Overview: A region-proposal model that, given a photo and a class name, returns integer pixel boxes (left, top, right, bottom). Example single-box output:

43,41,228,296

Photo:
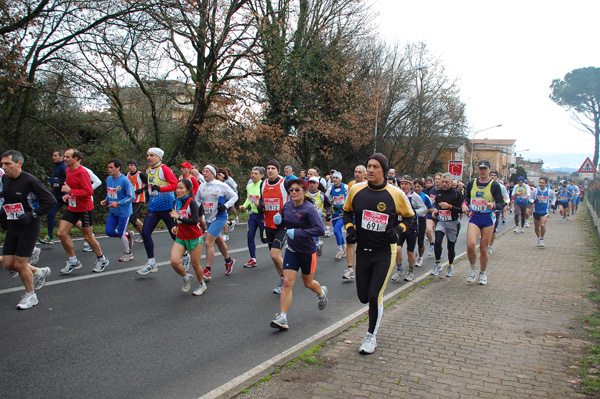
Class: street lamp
469,124,503,177
374,65,428,154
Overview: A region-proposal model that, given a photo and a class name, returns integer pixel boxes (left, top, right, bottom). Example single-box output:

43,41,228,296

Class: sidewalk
234,211,595,399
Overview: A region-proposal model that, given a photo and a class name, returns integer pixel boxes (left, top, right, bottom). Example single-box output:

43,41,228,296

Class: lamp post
374,65,428,154
469,124,503,177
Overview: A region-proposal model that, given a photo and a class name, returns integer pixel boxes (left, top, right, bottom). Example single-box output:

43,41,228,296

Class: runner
57,149,109,274
429,172,463,277
169,179,207,295
556,182,572,223
270,179,327,330
461,160,506,285
307,168,330,235
570,180,580,215
239,166,267,268
39,150,67,244
306,176,332,259
178,161,199,196
258,159,289,293
530,176,555,248
391,175,426,282
511,176,531,233
100,159,135,263
216,167,238,241
424,173,442,256
80,164,102,253
283,165,297,181
343,165,367,279
413,178,435,268
0,150,56,309
388,168,396,178
126,159,147,243
343,153,415,354
136,147,178,275
488,170,510,254
325,171,349,260
195,164,238,279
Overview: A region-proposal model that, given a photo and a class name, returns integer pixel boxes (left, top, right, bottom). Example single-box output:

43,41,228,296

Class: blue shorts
469,212,495,229
283,249,317,275
206,218,227,237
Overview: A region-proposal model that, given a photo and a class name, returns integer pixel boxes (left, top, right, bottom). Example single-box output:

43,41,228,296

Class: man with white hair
136,147,179,275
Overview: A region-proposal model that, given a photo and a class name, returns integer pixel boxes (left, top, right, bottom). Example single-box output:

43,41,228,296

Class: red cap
179,162,192,169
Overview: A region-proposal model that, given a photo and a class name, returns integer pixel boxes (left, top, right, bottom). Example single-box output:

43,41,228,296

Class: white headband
148,147,164,159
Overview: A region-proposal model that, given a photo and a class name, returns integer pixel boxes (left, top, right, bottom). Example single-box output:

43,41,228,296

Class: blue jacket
280,199,325,253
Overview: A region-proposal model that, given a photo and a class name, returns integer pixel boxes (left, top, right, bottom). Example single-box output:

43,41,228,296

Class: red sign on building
448,161,463,178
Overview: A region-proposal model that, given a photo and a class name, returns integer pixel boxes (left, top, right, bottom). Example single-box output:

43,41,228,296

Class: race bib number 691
361,210,389,232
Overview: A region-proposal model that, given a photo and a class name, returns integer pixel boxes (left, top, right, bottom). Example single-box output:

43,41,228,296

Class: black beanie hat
266,159,281,171
367,153,389,176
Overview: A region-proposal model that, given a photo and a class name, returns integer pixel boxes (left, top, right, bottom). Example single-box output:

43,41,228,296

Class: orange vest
127,171,146,203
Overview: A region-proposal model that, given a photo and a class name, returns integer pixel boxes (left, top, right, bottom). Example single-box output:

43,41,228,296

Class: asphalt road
1,214,512,398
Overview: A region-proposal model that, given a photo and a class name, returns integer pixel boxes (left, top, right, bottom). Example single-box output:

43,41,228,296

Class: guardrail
586,186,600,237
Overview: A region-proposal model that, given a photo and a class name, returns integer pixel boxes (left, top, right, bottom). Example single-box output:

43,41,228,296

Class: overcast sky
373,0,600,169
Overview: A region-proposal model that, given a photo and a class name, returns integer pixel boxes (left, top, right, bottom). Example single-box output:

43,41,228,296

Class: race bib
438,210,452,221
361,210,389,232
203,202,215,214
107,187,118,199
264,198,280,212
470,199,487,212
249,195,259,206
537,195,548,204
333,195,345,206
176,209,187,223
3,203,24,220
560,195,568,202
68,195,77,208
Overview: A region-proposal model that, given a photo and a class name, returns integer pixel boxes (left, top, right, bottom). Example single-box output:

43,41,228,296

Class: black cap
367,153,389,176
127,159,138,166
477,160,491,169
266,159,281,171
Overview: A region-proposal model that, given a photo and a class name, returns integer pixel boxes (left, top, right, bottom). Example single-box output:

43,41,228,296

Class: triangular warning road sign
578,157,597,173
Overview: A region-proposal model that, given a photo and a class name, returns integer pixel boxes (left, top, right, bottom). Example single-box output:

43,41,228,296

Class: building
462,139,517,180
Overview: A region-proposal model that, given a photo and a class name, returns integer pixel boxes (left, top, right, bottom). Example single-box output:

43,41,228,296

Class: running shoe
567,215,570,220
16,293,38,310
228,220,236,233
83,241,93,252
359,332,377,354
539,238,545,248
235,217,240,224
33,267,51,291
193,281,207,296
391,269,403,282
38,235,54,245
182,274,194,293
181,253,191,272
244,258,257,268
342,268,355,280
520,226,525,233
60,260,83,274
137,262,158,275
92,256,109,273
223,234,229,241
431,264,442,276
478,272,488,285
324,230,331,237
427,244,434,257
513,226,519,233
203,268,212,281
270,313,289,330
317,240,323,257
224,258,235,275
334,248,344,260
273,277,283,294
29,247,41,266
134,236,144,243
446,266,454,277
342,247,347,258
127,230,134,251
537,237,542,247
415,257,423,267
10,270,19,279
525,220,530,228
488,246,493,255
119,252,134,262
404,271,414,282
502,218,506,224
561,218,565,224
317,286,328,310
467,268,477,282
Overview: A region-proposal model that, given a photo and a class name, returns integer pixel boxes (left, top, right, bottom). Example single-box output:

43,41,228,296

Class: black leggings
434,230,456,264
355,245,395,334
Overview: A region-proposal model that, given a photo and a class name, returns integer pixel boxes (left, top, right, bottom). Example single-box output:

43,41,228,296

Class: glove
150,184,160,196
135,188,144,194
18,211,35,225
397,223,407,234
345,226,357,244
273,213,282,225
325,213,332,222
217,204,227,214
286,228,295,240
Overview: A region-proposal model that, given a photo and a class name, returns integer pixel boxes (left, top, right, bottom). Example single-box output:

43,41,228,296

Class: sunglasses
289,188,304,192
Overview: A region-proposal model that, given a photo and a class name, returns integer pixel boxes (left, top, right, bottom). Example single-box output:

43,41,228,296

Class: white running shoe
193,281,207,296
359,332,377,354
273,277,284,294
334,248,344,260
525,220,530,228
92,256,109,273
520,227,525,233
537,237,542,247
317,286,328,310
182,274,194,293
446,266,454,277
467,268,478,282
29,247,41,266
181,253,191,271
83,241,93,252
324,230,331,237
391,269,403,282
270,313,289,330
415,257,423,267
119,252,134,262
60,260,82,274
137,262,158,275
431,265,442,276
488,246,493,255
228,220,236,233
539,238,545,248
223,234,229,241
404,271,414,282
478,272,488,285
513,226,519,233
16,293,38,310
427,244,434,257
33,267,51,291
342,268,355,280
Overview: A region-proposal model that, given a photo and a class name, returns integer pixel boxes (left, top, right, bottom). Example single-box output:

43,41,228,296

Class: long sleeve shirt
280,199,325,253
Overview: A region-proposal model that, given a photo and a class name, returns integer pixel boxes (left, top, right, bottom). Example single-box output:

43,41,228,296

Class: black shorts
398,230,417,252
533,212,548,220
130,202,145,224
557,201,569,209
61,209,94,228
3,227,39,257
265,227,287,250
